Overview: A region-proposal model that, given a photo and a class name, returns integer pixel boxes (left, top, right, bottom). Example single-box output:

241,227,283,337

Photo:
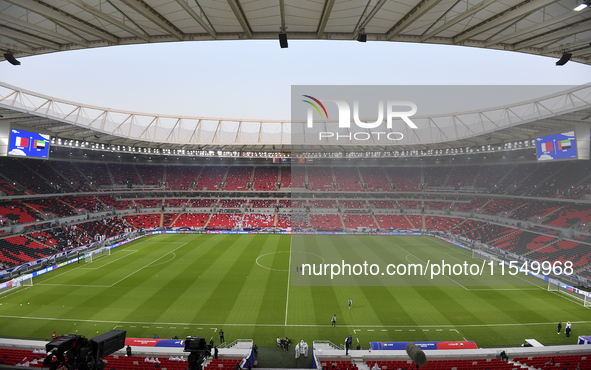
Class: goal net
548,278,591,308
85,247,111,263
472,245,491,261
5,274,33,292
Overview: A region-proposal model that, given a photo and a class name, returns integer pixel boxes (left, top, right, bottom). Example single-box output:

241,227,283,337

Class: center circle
256,251,325,272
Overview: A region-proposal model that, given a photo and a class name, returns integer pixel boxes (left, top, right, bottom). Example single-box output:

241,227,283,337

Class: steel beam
5,0,119,44
386,0,445,40
453,0,558,44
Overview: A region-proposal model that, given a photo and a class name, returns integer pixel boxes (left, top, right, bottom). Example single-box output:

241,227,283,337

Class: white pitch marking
211,328,217,332
367,329,374,332
79,250,139,270
109,243,187,287
285,238,292,326
381,330,387,332
0,315,585,329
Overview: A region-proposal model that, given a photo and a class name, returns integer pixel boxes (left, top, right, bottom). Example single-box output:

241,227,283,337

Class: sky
0,40,590,120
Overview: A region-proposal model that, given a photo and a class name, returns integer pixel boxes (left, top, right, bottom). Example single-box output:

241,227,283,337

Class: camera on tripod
184,337,211,370
44,330,127,370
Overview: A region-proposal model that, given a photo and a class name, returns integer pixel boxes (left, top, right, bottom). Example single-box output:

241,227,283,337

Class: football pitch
0,234,589,348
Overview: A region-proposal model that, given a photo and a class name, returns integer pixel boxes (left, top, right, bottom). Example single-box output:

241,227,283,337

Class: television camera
184,336,211,370
43,330,126,370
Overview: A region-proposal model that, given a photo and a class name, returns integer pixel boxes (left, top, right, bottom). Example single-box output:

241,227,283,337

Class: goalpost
548,278,591,308
4,274,33,292
85,247,111,263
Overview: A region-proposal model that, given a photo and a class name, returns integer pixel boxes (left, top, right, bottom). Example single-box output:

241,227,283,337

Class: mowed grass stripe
2,234,591,347
195,235,274,325
252,236,289,326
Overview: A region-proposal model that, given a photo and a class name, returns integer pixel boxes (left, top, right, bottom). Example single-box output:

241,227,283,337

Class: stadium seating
309,214,341,230
475,164,513,188
308,167,334,191
0,179,20,195
359,167,389,191
252,166,279,191
319,360,358,370
207,213,243,229
50,161,92,191
342,214,377,229
173,213,210,227
509,201,561,220
482,199,525,215
196,167,227,190
0,235,55,267
312,199,336,208
0,158,56,194
76,217,127,239
76,162,112,186
280,166,292,188
543,204,591,228
136,164,164,185
374,215,412,229
0,201,39,223
497,163,538,192
424,216,464,231
24,159,72,192
166,165,201,190
386,167,420,191
63,196,103,212
25,198,77,217
124,214,161,229
99,196,132,210
242,213,275,228
223,167,252,191
366,358,521,370
289,167,306,188
514,354,591,370
370,200,397,209
109,163,141,185
333,167,363,191
446,165,479,187
340,200,366,209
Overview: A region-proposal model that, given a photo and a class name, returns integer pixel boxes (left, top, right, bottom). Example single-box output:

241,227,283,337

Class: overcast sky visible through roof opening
0,40,590,120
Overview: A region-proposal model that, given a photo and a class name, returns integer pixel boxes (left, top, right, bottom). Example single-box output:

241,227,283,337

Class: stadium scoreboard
7,129,50,159
536,131,577,161
536,125,590,161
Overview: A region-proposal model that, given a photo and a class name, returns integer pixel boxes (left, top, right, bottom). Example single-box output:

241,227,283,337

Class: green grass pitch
0,234,589,348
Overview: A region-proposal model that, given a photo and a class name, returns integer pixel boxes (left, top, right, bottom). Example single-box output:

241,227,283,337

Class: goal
6,274,33,292
548,278,591,308
85,247,111,263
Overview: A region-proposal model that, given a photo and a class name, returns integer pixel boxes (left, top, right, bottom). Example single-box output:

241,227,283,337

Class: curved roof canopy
0,81,590,152
0,0,590,65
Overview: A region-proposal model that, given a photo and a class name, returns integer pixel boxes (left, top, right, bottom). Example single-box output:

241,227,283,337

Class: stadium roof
0,81,590,152
0,0,590,65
